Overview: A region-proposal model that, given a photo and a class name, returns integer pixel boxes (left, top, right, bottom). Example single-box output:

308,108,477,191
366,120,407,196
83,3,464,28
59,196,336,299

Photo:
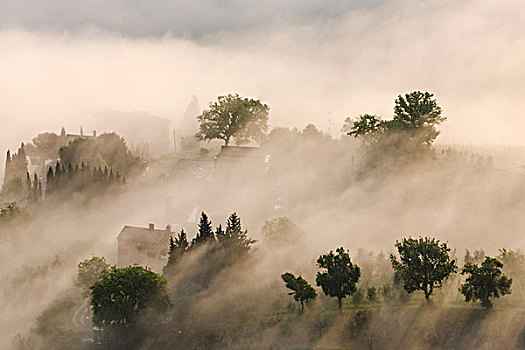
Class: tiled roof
117,225,175,243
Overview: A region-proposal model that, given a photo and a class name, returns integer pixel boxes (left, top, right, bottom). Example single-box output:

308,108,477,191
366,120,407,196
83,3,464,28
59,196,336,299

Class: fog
2,0,525,154
2,0,525,349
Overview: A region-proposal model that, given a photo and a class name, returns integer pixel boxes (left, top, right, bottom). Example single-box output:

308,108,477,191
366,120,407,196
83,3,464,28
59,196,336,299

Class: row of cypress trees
45,161,125,199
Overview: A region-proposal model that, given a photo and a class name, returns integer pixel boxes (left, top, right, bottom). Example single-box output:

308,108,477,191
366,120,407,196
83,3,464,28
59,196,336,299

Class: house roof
117,225,175,244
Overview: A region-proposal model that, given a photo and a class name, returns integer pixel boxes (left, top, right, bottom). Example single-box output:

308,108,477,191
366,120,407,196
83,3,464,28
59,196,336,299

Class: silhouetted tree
220,212,256,256
460,257,512,308
164,230,190,274
281,272,317,311
366,286,378,303
316,247,361,312
192,212,214,247
391,237,457,304
196,94,269,146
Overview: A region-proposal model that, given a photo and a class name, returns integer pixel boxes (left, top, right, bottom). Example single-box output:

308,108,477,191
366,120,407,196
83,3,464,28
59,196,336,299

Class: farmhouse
116,223,175,273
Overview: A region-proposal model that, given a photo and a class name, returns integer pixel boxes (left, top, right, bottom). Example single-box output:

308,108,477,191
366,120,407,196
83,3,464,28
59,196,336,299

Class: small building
116,223,175,273
214,146,270,173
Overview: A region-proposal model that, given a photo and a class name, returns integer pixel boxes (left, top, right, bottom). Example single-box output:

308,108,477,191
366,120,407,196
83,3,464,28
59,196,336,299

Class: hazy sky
0,0,385,36
1,0,525,160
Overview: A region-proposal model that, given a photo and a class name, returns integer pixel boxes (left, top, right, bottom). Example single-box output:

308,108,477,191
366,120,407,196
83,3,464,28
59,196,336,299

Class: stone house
116,223,175,273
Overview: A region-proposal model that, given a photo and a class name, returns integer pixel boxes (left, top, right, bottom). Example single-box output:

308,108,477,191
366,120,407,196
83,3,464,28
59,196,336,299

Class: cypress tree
37,180,42,200
26,172,32,199
223,212,256,255
46,166,54,195
164,229,190,275
67,163,74,180
215,224,226,244
33,173,39,201
192,212,214,247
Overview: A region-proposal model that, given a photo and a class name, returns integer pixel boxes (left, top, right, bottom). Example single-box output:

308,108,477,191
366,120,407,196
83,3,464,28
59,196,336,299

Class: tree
460,257,513,308
192,212,215,247
220,212,257,256
347,91,444,148
0,202,30,225
26,132,60,172
346,114,383,144
353,288,364,308
392,91,445,145
498,248,525,297
316,247,361,312
196,94,269,146
76,257,109,297
464,249,485,265
281,272,317,311
164,230,189,274
261,217,303,246
90,266,170,328
391,237,457,304
366,286,377,303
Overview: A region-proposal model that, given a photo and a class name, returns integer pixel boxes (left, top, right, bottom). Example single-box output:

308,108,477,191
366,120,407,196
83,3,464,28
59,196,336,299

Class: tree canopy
261,217,303,246
316,247,361,312
90,266,170,328
347,91,444,149
391,236,457,303
76,256,109,297
281,272,317,311
196,94,269,146
164,229,190,275
460,257,512,308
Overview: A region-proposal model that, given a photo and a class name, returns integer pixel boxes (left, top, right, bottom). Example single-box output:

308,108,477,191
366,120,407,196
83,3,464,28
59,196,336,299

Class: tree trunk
338,297,343,313
300,300,304,313
225,138,230,147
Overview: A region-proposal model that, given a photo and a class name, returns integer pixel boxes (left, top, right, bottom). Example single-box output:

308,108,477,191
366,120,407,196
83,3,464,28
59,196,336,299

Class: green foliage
381,284,393,303
164,229,189,274
316,247,361,312
281,272,317,311
45,160,125,201
90,266,170,328
35,299,76,335
220,212,257,256
345,114,383,144
3,144,28,197
12,264,49,287
347,92,444,169
196,94,270,146
0,201,30,225
58,132,139,177
26,132,60,170
464,249,485,265
460,257,513,308
366,286,378,303
192,212,215,247
391,236,457,303
353,288,364,307
76,256,109,297
392,91,445,143
261,217,303,246
498,248,525,298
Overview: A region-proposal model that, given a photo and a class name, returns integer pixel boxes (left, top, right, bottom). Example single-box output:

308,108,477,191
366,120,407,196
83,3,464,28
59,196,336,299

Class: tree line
282,236,513,313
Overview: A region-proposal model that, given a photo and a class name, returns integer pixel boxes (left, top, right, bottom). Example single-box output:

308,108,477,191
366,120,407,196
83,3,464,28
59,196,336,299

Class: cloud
0,0,384,36
1,0,525,167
